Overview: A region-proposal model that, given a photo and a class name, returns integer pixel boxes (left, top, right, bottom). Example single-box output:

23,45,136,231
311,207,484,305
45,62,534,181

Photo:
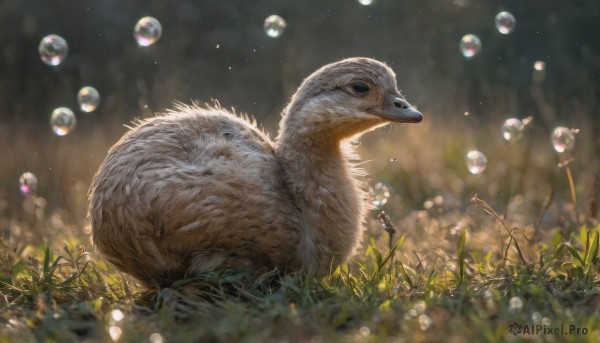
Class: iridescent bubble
19,172,38,195
263,15,286,38
149,333,164,343
77,86,100,112
551,127,576,153
370,182,391,207
459,34,481,58
39,34,69,66
502,118,524,141
495,11,516,34
418,314,432,331
466,150,487,174
534,61,546,71
509,296,523,312
109,326,122,341
50,107,76,136
111,309,124,322
358,0,374,5
134,17,162,46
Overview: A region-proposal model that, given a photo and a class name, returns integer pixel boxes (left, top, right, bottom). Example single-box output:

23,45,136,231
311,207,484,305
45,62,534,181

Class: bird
88,57,422,288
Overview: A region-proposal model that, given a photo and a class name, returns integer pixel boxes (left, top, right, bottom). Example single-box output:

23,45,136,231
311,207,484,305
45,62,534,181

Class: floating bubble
50,107,76,136
551,127,576,153
111,309,124,322
134,17,162,46
263,15,286,38
358,326,370,337
149,333,164,343
509,296,523,312
77,86,100,112
418,314,432,331
19,172,38,195
534,61,546,71
495,11,516,34
370,182,390,207
109,326,122,341
466,150,487,174
358,0,374,5
459,34,481,58
414,300,426,314
39,34,69,66
502,118,524,141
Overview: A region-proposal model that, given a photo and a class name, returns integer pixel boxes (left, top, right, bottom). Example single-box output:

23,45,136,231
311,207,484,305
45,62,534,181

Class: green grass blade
584,229,598,267
457,229,466,284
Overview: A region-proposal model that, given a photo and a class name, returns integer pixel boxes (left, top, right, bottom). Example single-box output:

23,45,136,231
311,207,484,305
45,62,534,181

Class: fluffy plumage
89,57,422,288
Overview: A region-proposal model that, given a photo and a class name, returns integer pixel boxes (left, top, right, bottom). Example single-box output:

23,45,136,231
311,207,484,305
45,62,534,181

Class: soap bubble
370,182,390,207
358,0,374,5
263,15,286,38
39,34,69,66
534,61,546,71
509,296,523,312
418,314,432,331
149,333,164,343
50,107,76,136
109,326,122,341
551,127,577,153
502,118,524,141
459,34,481,58
466,150,487,174
134,17,162,46
77,86,100,112
495,11,516,34
111,309,124,322
19,172,38,195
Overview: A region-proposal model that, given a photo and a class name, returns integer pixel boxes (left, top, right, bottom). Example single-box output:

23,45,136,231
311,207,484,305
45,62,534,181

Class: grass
1,192,599,342
1,96,599,342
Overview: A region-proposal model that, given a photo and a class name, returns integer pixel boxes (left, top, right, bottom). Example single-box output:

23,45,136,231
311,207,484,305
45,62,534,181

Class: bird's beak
378,94,423,123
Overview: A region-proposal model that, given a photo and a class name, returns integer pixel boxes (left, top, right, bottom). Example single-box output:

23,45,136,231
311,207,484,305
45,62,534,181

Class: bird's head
279,57,422,141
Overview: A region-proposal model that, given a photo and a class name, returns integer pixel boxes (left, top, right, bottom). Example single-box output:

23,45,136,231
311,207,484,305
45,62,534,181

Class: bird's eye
351,82,370,94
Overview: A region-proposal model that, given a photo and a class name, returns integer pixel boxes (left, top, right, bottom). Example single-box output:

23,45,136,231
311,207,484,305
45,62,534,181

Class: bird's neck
276,130,365,273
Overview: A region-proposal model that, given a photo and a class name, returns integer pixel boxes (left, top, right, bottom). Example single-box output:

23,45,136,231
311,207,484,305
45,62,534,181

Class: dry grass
1,106,599,342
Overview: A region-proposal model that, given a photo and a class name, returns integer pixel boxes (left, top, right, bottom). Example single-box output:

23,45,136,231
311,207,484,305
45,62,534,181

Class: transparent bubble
149,333,164,343
418,314,432,330
39,34,69,66
77,86,100,112
502,118,524,141
459,34,481,58
358,326,370,337
370,182,391,207
509,296,523,312
495,11,516,34
534,61,546,71
109,326,122,341
50,107,76,136
414,300,426,314
358,0,374,5
466,150,487,174
134,17,162,46
551,127,576,153
264,15,286,38
19,172,38,195
111,309,124,322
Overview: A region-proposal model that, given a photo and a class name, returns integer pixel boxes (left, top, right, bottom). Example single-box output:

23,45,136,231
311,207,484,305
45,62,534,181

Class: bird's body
89,57,422,288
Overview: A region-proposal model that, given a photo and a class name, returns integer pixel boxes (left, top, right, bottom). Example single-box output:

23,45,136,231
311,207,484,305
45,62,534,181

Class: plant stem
565,165,579,226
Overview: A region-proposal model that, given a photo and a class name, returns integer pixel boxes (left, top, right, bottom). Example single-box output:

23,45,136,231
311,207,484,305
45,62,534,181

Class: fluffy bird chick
89,57,422,288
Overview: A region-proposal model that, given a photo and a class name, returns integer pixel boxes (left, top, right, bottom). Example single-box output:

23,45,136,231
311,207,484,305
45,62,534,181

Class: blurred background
0,0,598,245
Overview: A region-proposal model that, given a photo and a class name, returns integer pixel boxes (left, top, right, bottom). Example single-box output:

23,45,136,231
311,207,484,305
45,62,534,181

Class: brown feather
88,57,419,288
